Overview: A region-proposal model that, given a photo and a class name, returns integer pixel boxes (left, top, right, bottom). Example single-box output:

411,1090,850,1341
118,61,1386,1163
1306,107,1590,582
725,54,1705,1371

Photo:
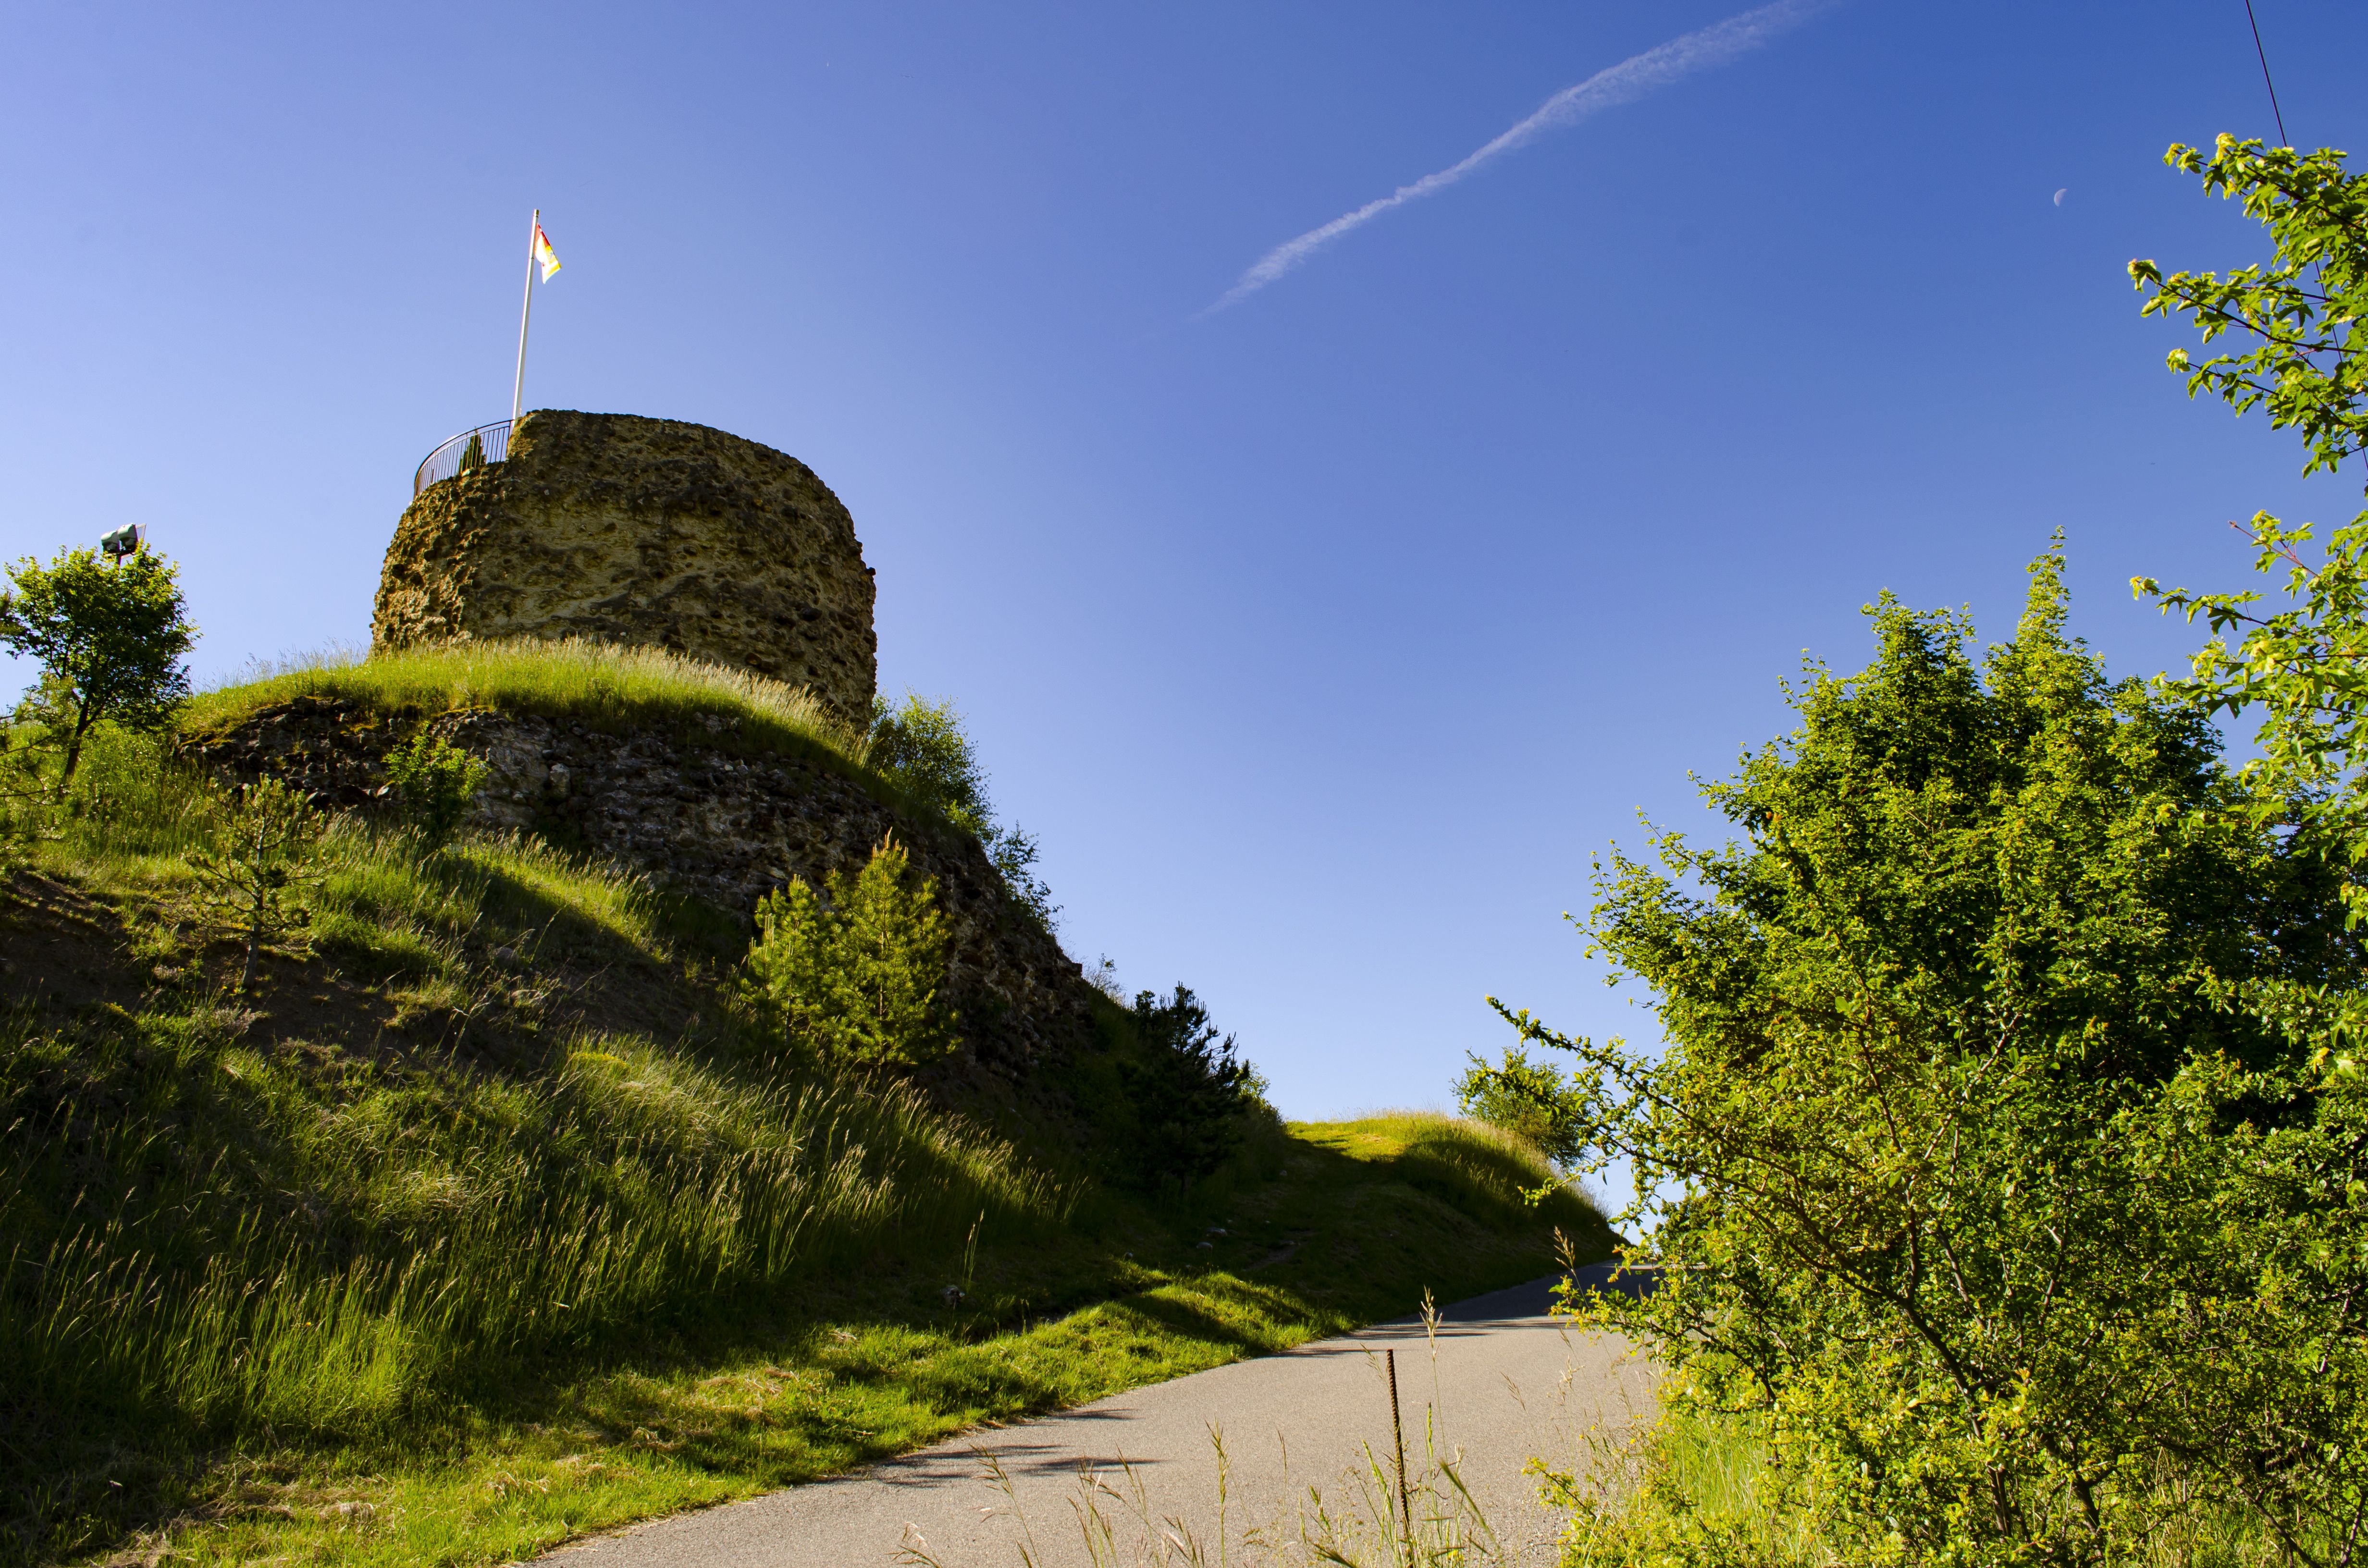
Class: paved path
546,1267,1657,1568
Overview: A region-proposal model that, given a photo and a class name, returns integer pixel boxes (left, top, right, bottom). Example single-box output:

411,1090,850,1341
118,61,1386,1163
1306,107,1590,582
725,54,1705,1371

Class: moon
2053,188,2068,207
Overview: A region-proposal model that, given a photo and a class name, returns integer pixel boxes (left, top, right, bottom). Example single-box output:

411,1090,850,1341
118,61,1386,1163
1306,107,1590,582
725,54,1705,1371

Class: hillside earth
0,645,1614,1568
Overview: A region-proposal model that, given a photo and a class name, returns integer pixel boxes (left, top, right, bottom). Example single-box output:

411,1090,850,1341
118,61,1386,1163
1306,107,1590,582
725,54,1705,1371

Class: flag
532,221,561,282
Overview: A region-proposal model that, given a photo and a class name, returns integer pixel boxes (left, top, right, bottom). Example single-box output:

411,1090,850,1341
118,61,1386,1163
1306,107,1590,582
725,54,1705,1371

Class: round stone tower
371,410,877,727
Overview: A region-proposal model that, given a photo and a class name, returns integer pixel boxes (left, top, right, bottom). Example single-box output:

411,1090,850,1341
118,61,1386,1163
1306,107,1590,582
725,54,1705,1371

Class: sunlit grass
1,726,1609,1567
183,637,869,772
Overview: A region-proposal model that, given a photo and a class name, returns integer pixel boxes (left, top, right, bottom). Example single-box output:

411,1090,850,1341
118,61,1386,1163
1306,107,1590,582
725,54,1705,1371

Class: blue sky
5,1,2365,1129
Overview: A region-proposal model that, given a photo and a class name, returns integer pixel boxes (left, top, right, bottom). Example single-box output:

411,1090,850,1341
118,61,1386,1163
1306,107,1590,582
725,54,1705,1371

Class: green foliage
185,775,325,993
1117,986,1260,1193
868,693,991,832
868,692,1059,927
1453,1044,1589,1169
0,542,196,789
2132,138,2368,922
1501,552,2368,1566
741,834,957,1070
384,727,487,846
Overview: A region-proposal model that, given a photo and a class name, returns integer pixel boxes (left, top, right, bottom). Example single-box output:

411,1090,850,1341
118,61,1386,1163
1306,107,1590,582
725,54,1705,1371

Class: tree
868,694,992,833
187,776,324,994
867,693,1059,927
1119,986,1258,1192
1505,552,2368,1565
740,834,956,1070
2132,136,2368,918
1453,1044,1588,1168
0,544,196,791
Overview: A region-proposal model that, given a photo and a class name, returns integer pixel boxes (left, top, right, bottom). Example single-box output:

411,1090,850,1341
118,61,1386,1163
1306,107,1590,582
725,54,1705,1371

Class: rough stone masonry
372,410,879,729
184,696,1096,1074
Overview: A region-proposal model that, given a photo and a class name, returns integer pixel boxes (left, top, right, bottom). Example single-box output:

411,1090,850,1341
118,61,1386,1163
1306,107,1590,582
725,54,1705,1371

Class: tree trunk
239,882,262,994
58,697,97,795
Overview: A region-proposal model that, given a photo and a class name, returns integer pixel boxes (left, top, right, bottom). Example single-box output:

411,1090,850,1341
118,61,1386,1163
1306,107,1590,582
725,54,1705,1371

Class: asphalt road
543,1266,1658,1568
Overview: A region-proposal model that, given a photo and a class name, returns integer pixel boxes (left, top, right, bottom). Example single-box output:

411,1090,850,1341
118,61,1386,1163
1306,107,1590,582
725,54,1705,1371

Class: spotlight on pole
99,525,144,563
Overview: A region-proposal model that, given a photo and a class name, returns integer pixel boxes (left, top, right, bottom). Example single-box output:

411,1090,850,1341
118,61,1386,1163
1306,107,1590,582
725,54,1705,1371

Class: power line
2242,0,2291,146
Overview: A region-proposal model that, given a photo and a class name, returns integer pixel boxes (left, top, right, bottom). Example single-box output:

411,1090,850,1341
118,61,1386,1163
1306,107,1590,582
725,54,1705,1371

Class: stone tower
371,410,877,727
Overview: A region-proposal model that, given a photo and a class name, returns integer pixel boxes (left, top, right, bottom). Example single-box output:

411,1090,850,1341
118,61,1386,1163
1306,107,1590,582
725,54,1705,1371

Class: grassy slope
181,639,902,810
1,654,1612,1567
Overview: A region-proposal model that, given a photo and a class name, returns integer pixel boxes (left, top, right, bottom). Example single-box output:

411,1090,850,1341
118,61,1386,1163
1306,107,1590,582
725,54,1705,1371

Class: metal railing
413,419,514,496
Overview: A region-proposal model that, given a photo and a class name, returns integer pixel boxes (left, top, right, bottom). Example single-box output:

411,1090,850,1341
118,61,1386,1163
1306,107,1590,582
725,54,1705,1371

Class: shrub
740,834,957,1070
1453,1044,1588,1169
1506,549,2367,1566
383,728,486,846
1118,986,1260,1192
868,693,1059,928
867,694,991,833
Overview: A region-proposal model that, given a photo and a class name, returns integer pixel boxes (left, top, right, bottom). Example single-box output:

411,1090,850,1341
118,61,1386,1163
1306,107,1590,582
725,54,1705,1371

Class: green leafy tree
867,693,1060,927
868,694,991,831
187,776,324,994
2132,137,2368,918
1506,552,2368,1566
1453,1044,1588,1169
741,834,956,1070
0,544,196,791
384,728,486,847
1118,986,1258,1192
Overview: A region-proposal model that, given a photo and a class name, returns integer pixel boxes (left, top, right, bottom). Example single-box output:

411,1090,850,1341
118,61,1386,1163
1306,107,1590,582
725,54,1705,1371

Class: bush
383,728,486,847
1117,986,1260,1193
1507,550,2367,1566
1453,1044,1589,1169
868,693,1059,928
740,834,957,1070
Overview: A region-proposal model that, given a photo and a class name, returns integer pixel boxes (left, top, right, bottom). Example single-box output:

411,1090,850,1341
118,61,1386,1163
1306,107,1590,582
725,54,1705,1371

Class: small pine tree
741,834,955,1070
1120,986,1258,1191
186,777,323,994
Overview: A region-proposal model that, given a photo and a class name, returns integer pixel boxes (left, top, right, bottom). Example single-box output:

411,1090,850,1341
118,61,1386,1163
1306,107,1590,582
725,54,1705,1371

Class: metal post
1388,1348,1412,1565
511,208,539,431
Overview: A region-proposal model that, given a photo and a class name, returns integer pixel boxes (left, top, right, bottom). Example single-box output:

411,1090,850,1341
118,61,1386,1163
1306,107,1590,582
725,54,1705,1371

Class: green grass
1553,1403,2305,1568
182,638,894,793
0,719,1612,1567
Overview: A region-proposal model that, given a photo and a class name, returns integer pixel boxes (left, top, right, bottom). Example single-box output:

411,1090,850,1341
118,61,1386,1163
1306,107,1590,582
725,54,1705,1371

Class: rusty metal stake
1388,1347,1412,1566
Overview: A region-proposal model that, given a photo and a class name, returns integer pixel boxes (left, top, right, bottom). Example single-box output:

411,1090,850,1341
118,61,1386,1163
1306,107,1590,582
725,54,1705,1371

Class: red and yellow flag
532,221,561,282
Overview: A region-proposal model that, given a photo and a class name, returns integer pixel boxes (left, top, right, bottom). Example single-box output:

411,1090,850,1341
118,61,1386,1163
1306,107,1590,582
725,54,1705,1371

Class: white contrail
1204,0,1842,313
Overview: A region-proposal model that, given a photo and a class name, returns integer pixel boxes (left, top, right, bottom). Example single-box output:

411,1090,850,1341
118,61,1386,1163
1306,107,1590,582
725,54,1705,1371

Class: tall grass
0,723,1073,1456
1,1017,1068,1439
184,637,868,771
1299,1111,1603,1237
1554,1403,2304,1568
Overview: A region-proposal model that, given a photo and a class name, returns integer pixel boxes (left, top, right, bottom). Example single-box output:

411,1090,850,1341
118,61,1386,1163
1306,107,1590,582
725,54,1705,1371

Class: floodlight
99,524,143,562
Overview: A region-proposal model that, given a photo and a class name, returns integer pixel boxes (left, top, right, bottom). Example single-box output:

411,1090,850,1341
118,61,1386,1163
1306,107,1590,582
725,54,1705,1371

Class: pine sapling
187,776,323,994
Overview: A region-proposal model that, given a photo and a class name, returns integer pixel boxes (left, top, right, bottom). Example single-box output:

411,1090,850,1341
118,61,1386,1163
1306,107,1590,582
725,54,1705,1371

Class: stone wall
186,697,1098,1075
372,411,878,729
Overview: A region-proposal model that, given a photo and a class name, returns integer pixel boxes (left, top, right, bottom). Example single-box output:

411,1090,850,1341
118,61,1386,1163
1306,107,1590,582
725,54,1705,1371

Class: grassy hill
0,647,1612,1567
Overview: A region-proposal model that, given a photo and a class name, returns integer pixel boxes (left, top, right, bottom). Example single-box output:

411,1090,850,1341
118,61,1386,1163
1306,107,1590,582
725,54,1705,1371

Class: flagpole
511,208,539,432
